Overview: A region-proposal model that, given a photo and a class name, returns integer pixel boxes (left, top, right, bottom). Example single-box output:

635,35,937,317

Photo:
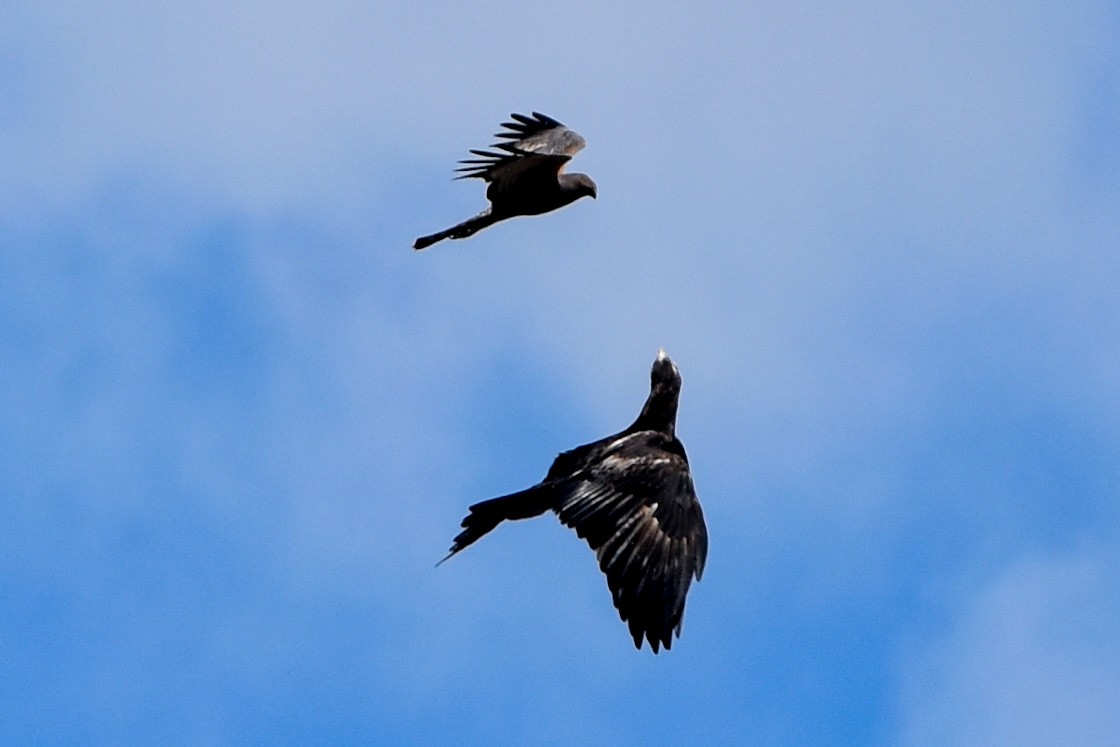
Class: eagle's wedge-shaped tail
437,485,554,565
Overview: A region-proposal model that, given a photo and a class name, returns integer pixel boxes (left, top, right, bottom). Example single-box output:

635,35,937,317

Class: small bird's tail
413,209,498,250
437,486,553,565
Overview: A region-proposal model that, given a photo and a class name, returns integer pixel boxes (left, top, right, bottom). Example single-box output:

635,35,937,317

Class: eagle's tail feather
437,486,553,565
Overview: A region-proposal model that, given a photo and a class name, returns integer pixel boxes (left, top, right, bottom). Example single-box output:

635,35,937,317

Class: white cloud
898,547,1120,746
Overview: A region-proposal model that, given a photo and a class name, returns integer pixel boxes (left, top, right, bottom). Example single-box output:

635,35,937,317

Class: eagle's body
440,351,707,653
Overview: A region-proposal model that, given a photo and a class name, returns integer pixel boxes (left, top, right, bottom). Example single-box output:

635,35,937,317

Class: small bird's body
440,351,708,653
414,112,596,250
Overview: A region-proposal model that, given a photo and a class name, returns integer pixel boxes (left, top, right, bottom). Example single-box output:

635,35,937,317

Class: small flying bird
413,112,597,250
440,350,708,653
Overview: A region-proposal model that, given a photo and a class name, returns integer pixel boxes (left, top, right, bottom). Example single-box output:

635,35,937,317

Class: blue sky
2,2,1119,745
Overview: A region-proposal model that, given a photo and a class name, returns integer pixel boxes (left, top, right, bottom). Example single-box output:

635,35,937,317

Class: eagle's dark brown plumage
439,351,708,653
413,112,596,250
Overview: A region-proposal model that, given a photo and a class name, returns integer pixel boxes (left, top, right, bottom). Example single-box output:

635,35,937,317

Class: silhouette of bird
414,112,596,250
440,350,707,652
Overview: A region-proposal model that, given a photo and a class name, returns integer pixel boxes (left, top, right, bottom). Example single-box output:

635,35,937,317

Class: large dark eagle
440,351,708,653
413,112,596,250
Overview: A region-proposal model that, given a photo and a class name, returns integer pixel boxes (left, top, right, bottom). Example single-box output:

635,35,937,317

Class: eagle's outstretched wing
554,432,708,653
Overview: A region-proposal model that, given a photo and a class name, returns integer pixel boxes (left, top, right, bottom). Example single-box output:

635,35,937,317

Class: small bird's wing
453,112,586,194
553,432,708,652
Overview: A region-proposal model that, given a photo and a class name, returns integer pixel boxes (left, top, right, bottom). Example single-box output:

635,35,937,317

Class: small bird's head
572,173,597,200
